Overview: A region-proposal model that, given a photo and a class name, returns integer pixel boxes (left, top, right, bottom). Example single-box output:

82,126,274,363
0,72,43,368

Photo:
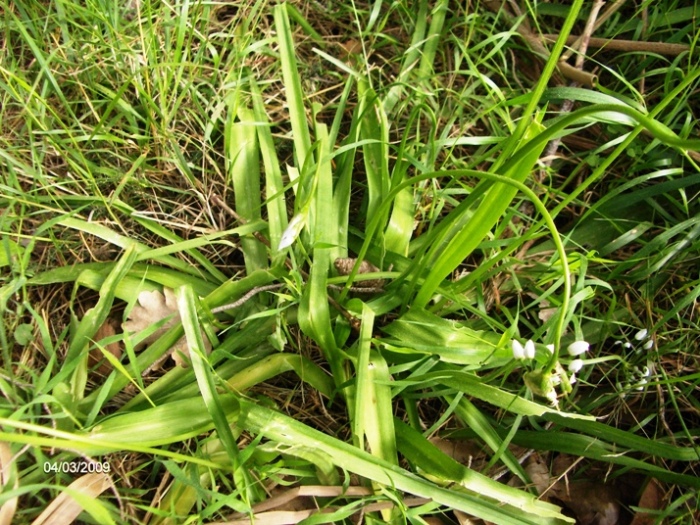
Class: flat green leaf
0,238,23,268
274,4,311,176
14,323,34,346
238,399,571,525
226,105,267,274
381,309,507,366
418,371,592,420
42,245,139,396
394,419,566,518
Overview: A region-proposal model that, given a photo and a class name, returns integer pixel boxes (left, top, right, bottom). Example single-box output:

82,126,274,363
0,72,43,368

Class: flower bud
512,340,525,360
567,340,589,356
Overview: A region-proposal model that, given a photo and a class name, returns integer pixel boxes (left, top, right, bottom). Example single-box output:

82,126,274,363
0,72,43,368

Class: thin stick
211,193,272,248
545,35,691,57
574,0,605,70
210,284,285,314
560,0,627,62
482,1,597,86
542,0,604,168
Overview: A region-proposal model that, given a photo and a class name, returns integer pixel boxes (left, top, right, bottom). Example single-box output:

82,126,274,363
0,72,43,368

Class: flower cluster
616,363,652,393
512,338,592,406
613,327,654,393
614,328,654,353
512,339,589,363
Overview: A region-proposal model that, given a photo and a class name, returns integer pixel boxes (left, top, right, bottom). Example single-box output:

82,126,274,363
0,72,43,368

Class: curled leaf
122,288,211,368
122,288,180,349
278,213,306,250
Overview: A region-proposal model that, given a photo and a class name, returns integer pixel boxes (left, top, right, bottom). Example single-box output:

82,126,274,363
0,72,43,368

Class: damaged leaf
122,288,180,348
122,288,211,368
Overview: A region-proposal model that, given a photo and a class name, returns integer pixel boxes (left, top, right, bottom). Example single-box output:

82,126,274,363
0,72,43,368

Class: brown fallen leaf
0,441,18,525
88,318,123,375
630,478,664,525
525,452,553,497
429,437,481,467
334,258,385,289
454,509,491,525
122,288,180,349
122,287,211,368
552,481,619,525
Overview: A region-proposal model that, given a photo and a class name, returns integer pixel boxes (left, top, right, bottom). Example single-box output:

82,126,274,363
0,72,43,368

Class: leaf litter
121,287,211,368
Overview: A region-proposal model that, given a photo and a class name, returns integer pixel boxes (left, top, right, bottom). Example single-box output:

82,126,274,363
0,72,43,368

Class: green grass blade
417,0,449,80
251,78,288,267
358,81,390,236
226,353,334,399
43,245,139,396
394,418,564,518
177,285,252,504
354,303,398,469
226,105,267,274
274,4,312,178
381,308,507,367
238,399,571,525
383,0,428,113
418,370,591,420
298,123,347,397
414,118,548,308
452,396,528,484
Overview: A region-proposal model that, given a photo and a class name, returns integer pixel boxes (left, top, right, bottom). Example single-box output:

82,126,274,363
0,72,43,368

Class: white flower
524,339,536,359
568,359,584,373
643,339,654,350
512,339,525,360
546,344,555,354
277,213,306,250
635,328,648,341
567,340,589,356
623,342,633,349
569,374,577,385
513,339,535,359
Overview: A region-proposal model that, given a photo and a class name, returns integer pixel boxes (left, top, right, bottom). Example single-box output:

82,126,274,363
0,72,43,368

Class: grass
1,0,699,523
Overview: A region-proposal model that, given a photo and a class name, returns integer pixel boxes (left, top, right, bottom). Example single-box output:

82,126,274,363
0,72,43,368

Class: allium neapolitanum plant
1,1,699,523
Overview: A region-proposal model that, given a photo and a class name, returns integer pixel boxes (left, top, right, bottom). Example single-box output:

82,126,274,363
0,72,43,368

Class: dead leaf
0,442,18,525
453,510,493,525
333,258,385,289
122,288,211,368
552,481,619,525
536,298,558,323
454,510,474,525
630,478,664,525
31,472,113,525
122,288,180,349
551,453,578,477
525,453,552,497
429,437,481,466
88,318,123,375
340,39,362,56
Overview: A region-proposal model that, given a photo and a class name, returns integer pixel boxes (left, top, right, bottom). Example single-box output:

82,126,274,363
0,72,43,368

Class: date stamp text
43,460,111,474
